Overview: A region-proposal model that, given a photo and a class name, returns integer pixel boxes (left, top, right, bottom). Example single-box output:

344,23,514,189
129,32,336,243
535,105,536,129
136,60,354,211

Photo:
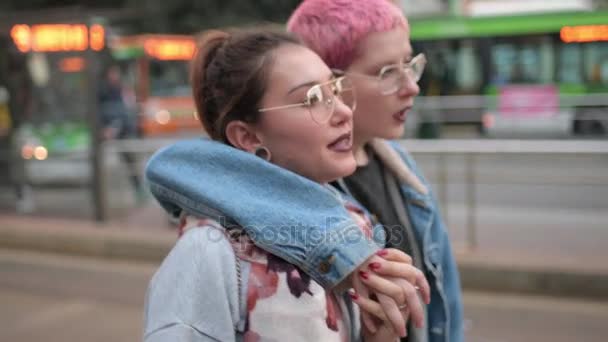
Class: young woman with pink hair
289,1,464,341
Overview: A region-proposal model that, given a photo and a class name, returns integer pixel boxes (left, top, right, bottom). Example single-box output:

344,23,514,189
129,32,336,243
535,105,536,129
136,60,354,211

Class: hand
361,310,402,342
350,249,431,337
361,297,409,342
349,286,403,341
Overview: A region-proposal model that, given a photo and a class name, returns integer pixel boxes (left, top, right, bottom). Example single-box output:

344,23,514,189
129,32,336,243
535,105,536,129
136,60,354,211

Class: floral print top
178,202,375,342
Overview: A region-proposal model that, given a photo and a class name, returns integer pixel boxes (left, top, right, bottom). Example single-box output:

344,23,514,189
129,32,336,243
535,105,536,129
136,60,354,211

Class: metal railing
101,138,608,251
408,94,608,137
415,93,608,111
400,139,608,250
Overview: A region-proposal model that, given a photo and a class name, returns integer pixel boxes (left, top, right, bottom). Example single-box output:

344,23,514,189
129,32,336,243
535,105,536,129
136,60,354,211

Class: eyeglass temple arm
258,102,307,113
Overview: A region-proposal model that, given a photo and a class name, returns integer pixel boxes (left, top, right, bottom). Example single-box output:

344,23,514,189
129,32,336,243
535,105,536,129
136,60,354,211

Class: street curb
458,263,608,300
1,224,607,300
0,225,172,264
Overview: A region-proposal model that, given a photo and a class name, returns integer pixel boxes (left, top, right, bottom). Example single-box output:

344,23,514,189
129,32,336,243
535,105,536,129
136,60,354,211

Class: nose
329,97,353,127
396,72,420,98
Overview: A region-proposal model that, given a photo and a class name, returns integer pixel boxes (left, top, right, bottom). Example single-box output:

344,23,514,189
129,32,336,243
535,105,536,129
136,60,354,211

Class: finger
352,274,371,302
414,268,431,305
352,277,377,333
372,263,431,306
402,307,411,327
360,311,377,335
348,289,386,321
396,278,425,329
358,271,406,304
369,260,419,283
377,292,407,337
370,256,431,306
377,248,413,264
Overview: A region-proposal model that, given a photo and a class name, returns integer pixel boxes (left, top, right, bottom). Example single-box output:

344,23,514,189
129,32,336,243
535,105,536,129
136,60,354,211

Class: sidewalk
1,211,607,300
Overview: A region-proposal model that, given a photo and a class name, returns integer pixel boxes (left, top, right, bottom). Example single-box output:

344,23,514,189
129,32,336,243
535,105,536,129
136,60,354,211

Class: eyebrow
372,53,414,73
287,72,335,95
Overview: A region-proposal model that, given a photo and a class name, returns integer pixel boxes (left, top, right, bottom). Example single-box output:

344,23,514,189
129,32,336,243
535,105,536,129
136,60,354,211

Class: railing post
87,19,107,222
465,153,477,250
438,153,449,226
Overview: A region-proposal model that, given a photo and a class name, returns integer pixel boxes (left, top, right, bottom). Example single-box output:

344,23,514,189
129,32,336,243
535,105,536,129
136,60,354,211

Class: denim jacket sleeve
143,227,241,342
389,141,464,342
146,139,383,289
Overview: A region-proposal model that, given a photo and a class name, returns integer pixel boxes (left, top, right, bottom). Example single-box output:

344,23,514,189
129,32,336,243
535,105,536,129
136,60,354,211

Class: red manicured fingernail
369,262,381,271
376,249,388,257
359,271,369,280
348,290,359,300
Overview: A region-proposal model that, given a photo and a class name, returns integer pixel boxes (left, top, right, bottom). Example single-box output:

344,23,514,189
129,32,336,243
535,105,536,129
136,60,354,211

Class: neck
353,135,371,167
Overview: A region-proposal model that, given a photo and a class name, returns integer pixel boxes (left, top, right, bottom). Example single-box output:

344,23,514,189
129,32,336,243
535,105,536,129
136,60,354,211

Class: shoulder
144,223,241,340
158,221,236,280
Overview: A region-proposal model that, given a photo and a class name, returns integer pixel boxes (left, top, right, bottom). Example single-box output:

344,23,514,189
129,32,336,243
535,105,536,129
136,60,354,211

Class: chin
337,159,357,178
378,125,405,141
323,159,357,183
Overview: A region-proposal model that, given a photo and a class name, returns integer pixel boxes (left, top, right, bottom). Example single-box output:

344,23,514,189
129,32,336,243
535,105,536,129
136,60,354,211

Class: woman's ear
225,120,262,153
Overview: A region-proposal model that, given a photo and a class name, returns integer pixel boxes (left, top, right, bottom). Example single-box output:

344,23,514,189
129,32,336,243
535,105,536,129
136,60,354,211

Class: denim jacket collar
370,139,432,208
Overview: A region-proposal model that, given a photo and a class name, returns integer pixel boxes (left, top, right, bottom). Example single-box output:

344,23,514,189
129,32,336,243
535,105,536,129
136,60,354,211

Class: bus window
584,42,608,86
520,45,540,82
455,40,482,91
558,43,584,84
14,51,90,159
491,36,553,85
491,43,516,85
418,39,482,95
539,37,554,84
417,42,452,96
149,60,190,98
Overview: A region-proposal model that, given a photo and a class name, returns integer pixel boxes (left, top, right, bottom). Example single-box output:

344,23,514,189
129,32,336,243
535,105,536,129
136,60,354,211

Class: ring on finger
398,303,407,310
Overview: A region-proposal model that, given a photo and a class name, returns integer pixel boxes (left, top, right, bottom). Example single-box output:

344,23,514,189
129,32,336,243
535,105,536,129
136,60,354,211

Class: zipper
235,251,242,311
228,229,243,313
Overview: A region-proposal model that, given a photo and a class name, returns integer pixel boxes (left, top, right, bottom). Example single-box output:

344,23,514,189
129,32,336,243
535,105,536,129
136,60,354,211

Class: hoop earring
254,146,271,161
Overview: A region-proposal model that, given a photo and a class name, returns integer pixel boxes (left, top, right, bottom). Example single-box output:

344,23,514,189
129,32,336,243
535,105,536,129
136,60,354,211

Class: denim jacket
145,138,382,289
378,139,464,342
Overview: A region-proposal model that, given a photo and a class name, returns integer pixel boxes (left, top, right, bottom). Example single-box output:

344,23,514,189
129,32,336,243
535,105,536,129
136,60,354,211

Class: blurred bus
410,10,608,137
6,27,199,187
7,23,104,185
109,34,198,137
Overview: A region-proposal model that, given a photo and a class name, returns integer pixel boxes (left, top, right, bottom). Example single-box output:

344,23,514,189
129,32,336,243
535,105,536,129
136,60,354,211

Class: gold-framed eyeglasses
343,53,426,96
258,76,356,124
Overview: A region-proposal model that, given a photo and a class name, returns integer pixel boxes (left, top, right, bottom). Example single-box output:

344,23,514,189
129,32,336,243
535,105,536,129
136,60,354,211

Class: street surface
1,249,607,342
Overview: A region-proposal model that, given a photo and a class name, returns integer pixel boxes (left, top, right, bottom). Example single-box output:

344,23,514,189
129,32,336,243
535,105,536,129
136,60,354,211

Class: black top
334,148,415,259
333,148,427,342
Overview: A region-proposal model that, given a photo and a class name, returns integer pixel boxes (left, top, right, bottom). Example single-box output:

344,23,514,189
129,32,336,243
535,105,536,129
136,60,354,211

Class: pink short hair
287,0,407,70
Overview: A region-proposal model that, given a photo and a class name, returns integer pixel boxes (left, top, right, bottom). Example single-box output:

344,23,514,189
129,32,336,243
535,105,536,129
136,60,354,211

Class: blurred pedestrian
143,27,430,341
289,1,464,341
98,64,144,203
6,51,35,213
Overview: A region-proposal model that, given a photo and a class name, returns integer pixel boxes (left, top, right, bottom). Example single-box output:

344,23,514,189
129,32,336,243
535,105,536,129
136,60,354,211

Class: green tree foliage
155,0,302,33
1,0,303,33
